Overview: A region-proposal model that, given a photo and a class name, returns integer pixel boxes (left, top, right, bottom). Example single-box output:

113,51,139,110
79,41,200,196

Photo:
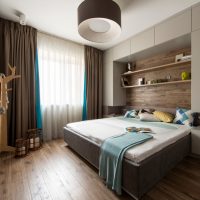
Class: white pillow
139,113,161,122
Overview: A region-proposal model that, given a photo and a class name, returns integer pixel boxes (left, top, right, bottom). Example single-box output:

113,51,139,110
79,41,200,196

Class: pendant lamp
78,0,121,43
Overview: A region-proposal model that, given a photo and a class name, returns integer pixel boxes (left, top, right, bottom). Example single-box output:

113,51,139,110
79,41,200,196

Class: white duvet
66,117,191,164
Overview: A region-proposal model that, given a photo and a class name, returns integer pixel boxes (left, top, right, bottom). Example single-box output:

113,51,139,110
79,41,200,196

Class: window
37,33,84,140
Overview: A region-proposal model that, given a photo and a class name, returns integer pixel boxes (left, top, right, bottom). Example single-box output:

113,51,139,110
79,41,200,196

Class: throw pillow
173,108,193,126
153,111,175,123
139,113,161,122
124,110,138,118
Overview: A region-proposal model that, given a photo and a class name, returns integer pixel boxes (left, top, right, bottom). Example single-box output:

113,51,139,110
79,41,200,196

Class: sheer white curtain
37,32,84,141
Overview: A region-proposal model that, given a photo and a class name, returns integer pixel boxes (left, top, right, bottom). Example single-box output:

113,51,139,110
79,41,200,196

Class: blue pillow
124,110,138,118
173,108,193,126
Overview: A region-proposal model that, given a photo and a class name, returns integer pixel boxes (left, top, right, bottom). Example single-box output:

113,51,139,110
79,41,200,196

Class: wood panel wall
126,48,191,110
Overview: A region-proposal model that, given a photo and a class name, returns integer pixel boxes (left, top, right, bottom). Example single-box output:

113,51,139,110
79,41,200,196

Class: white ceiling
0,0,199,50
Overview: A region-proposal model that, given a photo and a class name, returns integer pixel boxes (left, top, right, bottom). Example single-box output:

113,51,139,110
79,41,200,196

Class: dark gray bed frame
63,127,190,200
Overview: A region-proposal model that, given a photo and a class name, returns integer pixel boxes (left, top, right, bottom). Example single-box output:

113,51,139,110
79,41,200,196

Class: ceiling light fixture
78,0,121,43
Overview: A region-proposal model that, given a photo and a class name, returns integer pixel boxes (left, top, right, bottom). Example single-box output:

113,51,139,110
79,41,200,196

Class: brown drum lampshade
78,0,121,43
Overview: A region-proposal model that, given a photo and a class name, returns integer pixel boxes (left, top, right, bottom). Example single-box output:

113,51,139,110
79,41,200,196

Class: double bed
64,117,191,199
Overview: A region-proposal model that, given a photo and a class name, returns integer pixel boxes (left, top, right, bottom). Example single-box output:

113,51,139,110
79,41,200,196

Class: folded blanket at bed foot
99,132,153,195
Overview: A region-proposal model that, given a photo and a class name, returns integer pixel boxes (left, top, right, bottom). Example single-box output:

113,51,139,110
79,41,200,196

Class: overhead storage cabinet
155,9,191,45
131,28,154,54
113,39,130,61
192,4,200,31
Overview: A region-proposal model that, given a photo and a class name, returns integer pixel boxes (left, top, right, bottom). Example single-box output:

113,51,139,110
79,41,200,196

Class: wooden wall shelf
124,48,191,109
122,60,191,76
122,80,191,88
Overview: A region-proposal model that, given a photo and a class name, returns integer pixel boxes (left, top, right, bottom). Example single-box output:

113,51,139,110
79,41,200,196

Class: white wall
103,49,127,106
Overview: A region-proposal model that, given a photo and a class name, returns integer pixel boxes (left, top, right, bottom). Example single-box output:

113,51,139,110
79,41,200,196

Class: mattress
66,117,191,163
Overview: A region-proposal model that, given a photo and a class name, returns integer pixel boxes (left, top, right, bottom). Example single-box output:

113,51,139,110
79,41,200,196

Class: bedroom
0,0,200,199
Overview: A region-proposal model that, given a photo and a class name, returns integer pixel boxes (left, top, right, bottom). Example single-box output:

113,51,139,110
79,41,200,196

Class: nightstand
191,127,200,156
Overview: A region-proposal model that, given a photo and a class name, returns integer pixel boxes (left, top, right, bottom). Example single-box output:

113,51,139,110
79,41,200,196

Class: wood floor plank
0,153,13,200
46,141,115,200
10,157,32,200
32,146,72,200
156,182,194,200
163,171,200,199
1,139,200,200
23,155,52,200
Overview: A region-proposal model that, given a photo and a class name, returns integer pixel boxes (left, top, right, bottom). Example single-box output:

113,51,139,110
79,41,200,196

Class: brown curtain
0,18,37,146
84,45,103,119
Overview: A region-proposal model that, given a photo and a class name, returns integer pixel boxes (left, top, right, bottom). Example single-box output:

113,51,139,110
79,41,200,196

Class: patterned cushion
174,108,193,126
124,110,138,118
153,111,175,123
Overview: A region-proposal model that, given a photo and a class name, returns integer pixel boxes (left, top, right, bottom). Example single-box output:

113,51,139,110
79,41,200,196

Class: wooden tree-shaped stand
0,64,20,152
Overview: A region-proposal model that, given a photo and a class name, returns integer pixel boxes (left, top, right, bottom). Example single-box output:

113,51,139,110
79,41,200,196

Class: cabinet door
155,9,191,45
113,62,126,106
103,48,114,106
192,4,200,31
131,28,154,54
192,30,200,112
191,128,200,155
113,39,130,61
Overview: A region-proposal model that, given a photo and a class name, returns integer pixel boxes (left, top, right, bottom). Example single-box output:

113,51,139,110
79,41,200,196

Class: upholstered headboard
124,106,177,114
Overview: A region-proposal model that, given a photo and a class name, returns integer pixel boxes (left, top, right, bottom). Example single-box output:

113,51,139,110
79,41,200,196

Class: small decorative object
136,128,152,133
150,80,156,84
127,62,135,72
27,129,42,151
180,55,192,61
156,79,168,83
138,78,144,85
166,74,171,81
181,72,191,80
192,113,200,127
15,139,29,157
146,80,151,85
121,77,129,87
126,127,152,133
126,127,137,132
150,79,167,84
175,53,184,62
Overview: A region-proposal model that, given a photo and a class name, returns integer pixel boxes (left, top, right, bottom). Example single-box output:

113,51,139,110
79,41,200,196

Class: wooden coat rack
0,64,20,152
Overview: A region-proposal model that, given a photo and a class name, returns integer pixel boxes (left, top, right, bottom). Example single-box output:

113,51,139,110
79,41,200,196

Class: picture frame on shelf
175,53,184,62
121,77,129,87
138,78,145,85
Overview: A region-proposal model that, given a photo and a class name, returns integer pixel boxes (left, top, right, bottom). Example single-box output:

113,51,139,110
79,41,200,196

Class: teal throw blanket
99,132,153,195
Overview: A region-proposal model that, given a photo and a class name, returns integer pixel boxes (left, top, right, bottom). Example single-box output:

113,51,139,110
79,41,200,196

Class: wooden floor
0,140,200,200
